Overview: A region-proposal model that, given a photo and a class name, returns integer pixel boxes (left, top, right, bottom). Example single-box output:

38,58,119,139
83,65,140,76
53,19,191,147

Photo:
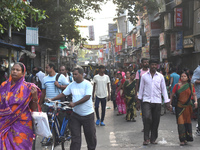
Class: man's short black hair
149,59,159,64
99,65,105,69
73,66,84,75
141,58,149,63
48,63,56,71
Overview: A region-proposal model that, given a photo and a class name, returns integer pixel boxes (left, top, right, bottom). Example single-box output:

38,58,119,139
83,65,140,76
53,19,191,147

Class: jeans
69,112,96,150
94,96,106,122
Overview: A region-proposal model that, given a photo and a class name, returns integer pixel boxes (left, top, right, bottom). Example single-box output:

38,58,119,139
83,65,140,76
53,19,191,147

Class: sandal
143,140,150,145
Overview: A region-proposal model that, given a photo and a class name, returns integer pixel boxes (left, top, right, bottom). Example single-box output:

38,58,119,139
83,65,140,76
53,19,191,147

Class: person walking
92,65,111,126
138,59,170,145
39,63,68,110
0,62,41,150
170,71,198,146
191,61,200,134
135,58,149,132
50,66,96,150
115,72,126,115
123,71,137,122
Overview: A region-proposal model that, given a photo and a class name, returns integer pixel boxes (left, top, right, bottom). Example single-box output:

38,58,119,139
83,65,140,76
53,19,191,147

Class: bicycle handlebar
46,98,70,105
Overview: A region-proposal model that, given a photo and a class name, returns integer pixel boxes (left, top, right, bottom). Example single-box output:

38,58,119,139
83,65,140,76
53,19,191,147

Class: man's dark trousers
143,102,161,142
95,96,106,122
69,112,96,150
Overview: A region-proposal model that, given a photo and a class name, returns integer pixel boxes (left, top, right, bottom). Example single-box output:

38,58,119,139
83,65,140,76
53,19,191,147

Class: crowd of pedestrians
0,59,200,149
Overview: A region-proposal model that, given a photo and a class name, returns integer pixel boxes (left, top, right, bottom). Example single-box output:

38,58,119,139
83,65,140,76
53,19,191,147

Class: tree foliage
113,0,158,25
0,0,46,33
31,0,107,43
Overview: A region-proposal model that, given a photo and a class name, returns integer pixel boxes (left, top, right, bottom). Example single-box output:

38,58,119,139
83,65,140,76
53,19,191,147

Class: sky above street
77,1,117,45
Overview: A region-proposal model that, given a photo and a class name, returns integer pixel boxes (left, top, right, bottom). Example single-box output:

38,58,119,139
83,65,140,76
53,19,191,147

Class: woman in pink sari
0,62,41,150
115,72,126,115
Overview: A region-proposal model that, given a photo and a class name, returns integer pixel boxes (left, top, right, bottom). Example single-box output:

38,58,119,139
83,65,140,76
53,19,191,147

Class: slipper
180,142,185,146
151,141,157,144
143,140,150,145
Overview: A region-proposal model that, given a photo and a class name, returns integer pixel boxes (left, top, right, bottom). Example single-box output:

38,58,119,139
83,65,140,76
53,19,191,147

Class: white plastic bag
32,112,52,138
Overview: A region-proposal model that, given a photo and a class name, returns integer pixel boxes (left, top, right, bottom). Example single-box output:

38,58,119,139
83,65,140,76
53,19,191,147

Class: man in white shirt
138,59,170,145
50,66,96,150
92,65,111,126
59,65,74,83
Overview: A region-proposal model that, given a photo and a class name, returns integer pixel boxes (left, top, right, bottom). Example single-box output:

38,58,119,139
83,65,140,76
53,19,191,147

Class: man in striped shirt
39,63,68,109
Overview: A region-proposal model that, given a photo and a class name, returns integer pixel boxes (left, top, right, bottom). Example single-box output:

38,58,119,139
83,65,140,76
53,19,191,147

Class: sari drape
116,78,126,114
175,83,194,142
123,80,137,121
0,75,41,150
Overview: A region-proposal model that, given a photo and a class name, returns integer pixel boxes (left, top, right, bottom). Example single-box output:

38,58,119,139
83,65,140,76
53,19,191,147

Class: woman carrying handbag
170,71,198,146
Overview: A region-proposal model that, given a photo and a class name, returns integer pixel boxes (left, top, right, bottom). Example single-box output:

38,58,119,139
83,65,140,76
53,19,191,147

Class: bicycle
41,99,72,150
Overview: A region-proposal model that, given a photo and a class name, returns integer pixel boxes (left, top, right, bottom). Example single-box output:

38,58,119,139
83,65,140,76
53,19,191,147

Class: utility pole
8,24,12,76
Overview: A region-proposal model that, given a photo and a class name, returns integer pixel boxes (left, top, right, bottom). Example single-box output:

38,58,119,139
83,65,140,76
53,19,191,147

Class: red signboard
174,8,183,27
127,35,132,46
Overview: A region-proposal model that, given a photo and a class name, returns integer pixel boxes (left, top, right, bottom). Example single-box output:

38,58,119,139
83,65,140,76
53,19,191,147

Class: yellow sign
116,33,122,45
83,44,106,50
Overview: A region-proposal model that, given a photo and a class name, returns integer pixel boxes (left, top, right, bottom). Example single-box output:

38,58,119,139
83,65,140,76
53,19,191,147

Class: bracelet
194,101,198,104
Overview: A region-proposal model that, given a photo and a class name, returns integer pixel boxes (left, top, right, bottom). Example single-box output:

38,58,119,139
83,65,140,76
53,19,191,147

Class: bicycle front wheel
61,123,71,150
43,128,56,150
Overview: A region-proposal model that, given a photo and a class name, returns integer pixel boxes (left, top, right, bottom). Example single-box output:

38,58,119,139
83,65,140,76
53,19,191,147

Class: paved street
36,101,200,150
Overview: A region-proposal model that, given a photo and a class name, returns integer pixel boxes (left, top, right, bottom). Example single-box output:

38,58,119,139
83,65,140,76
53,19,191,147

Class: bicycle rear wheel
43,128,56,150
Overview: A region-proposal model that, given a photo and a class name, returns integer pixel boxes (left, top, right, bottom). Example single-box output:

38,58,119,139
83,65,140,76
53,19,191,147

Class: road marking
109,132,118,146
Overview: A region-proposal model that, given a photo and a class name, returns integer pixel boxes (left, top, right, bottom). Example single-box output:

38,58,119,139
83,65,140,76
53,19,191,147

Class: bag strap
56,73,61,81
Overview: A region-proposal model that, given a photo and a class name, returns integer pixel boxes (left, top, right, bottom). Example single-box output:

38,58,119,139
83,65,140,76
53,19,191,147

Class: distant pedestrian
170,71,198,146
135,58,149,132
93,65,111,126
50,66,96,150
191,61,200,135
138,59,170,145
59,65,74,83
123,71,137,122
169,67,180,114
32,66,45,89
115,72,126,115
111,72,118,110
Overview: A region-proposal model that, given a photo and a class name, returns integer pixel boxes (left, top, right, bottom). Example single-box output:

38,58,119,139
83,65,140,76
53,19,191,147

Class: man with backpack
135,58,149,132
39,63,69,111
59,65,74,83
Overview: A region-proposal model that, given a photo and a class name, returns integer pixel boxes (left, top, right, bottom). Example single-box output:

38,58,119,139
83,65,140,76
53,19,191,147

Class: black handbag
172,84,179,107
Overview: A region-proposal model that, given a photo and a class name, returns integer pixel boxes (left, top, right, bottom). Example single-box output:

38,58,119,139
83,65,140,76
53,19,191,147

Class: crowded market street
35,101,200,150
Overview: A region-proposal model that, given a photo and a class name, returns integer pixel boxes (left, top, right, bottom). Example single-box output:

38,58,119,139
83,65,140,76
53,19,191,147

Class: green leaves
113,0,158,25
0,0,46,33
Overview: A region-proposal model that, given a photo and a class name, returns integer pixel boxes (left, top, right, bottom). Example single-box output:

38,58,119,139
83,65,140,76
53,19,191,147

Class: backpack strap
56,73,61,81
55,73,61,92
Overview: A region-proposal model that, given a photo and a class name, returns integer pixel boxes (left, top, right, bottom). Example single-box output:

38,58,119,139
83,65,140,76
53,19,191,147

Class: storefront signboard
174,8,183,27
183,35,194,48
176,31,183,50
159,32,165,46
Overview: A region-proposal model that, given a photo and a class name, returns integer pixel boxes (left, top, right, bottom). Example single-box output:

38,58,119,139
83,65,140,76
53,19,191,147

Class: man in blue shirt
169,67,180,93
39,63,68,109
50,66,96,150
191,61,200,135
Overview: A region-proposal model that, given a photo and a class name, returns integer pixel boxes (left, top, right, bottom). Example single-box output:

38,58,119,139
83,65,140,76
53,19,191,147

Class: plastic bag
32,112,52,138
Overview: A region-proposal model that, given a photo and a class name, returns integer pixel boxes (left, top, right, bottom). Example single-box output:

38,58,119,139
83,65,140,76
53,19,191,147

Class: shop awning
0,40,25,50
